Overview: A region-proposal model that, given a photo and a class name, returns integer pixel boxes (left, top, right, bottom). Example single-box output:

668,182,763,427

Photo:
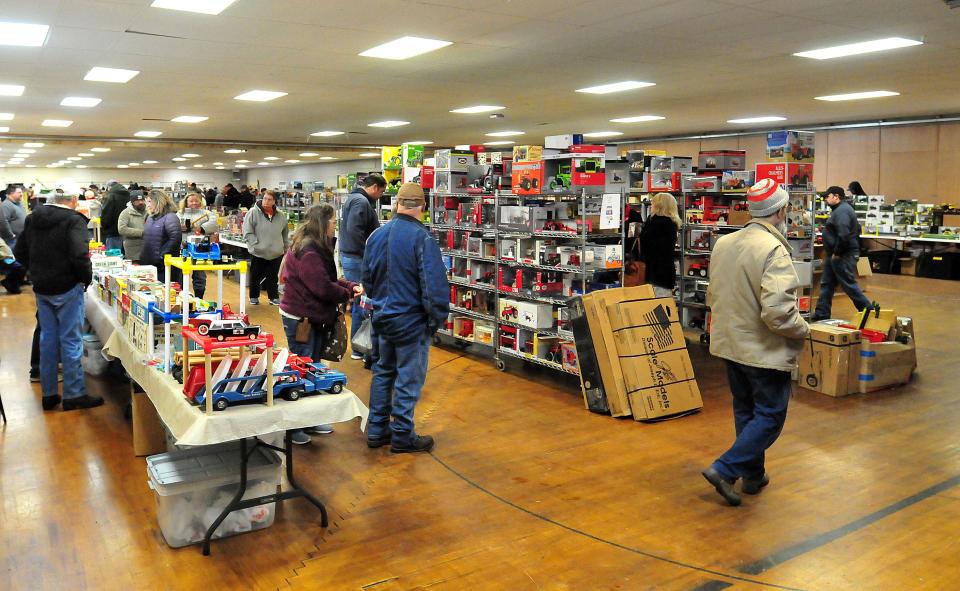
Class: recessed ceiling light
25,164,36,168
193,164,203,168
177,166,187,170
0,84,25,96
368,120,409,128
484,141,515,146
24,142,44,147
0,22,50,47
117,164,128,168
224,148,245,154
0,113,14,121
46,164,60,168
84,67,139,83
284,159,300,163
17,149,35,154
182,153,200,158
67,157,82,161
91,147,110,152
264,156,280,161
212,161,223,165
485,131,524,137
236,165,246,168
257,162,269,165
61,96,101,107
143,160,158,164
75,165,87,169
319,156,336,160
151,0,238,15
299,152,319,157
794,37,922,60
78,152,94,156
815,90,900,102
359,36,452,60
134,130,162,137
405,140,433,145
609,115,665,123
0,127,8,133
216,166,224,170
172,157,187,162
727,116,787,124
128,162,141,166
359,152,379,157
42,119,72,127
171,115,208,123
576,80,656,94
310,130,345,137
235,159,250,163
582,131,624,138
234,90,287,102
450,105,505,114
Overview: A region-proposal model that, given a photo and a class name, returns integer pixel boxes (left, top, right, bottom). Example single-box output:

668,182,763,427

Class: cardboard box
499,205,550,232
899,257,917,276
511,160,546,194
435,170,469,193
572,156,605,186
513,145,543,163
698,150,746,171
381,146,403,170
727,210,752,226
755,162,813,188
942,214,960,227
682,175,721,192
650,156,694,174
498,298,554,330
858,340,916,393
434,150,475,172
766,130,815,162
797,325,862,397
857,256,872,292
132,388,167,457
852,308,896,336
545,134,582,149
721,170,755,192
585,244,623,269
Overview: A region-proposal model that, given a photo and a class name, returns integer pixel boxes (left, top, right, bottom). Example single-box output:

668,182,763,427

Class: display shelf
498,259,587,274
441,249,496,262
557,328,575,340
448,305,495,321
498,347,579,376
497,318,560,337
448,277,497,291
499,230,618,239
496,289,571,306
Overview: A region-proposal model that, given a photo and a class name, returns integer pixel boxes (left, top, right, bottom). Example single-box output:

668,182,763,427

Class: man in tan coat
702,178,810,506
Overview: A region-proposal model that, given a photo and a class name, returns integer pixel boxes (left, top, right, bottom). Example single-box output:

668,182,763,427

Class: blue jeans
280,315,319,360
36,284,87,400
339,255,365,340
368,329,431,446
712,361,792,482
814,253,871,319
104,236,123,253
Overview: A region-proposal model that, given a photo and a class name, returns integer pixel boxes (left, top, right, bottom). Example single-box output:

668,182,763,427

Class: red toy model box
755,162,813,188
419,165,435,189
568,144,606,154
511,160,545,195
572,156,605,186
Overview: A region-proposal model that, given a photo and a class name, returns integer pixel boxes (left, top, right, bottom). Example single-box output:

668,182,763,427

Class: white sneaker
350,352,363,360
249,298,260,305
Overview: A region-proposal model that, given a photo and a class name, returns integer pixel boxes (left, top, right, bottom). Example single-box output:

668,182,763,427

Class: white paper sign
600,194,621,230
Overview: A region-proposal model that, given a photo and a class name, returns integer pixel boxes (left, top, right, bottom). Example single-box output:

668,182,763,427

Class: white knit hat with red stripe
746,178,789,217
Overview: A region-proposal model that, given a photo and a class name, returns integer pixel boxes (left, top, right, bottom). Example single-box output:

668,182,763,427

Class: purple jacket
280,244,356,325
140,212,182,266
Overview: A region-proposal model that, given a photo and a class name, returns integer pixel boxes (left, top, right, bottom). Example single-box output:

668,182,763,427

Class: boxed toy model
572,156,605,186
650,156,694,174
585,244,623,269
498,297,554,330
755,162,813,188
545,134,583,149
435,170,470,193
499,205,551,232
511,160,546,194
766,130,815,162
698,150,746,171
682,175,721,192
721,170,755,192
434,149,475,172
647,171,682,192
381,146,403,170
513,145,543,163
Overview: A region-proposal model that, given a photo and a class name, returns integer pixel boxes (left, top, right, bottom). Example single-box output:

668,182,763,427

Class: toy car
694,180,716,190
687,262,708,277
203,319,261,341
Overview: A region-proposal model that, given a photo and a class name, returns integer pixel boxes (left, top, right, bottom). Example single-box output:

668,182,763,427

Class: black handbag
317,306,348,362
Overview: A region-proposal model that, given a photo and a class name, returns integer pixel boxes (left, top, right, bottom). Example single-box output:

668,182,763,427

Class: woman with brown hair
140,189,182,283
639,192,682,298
279,203,362,444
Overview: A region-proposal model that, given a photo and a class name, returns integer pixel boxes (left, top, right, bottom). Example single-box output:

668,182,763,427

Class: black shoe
742,473,770,495
366,433,392,448
702,467,741,506
30,371,40,383
62,395,104,411
1,278,21,294
391,434,435,454
363,357,374,370
42,395,61,411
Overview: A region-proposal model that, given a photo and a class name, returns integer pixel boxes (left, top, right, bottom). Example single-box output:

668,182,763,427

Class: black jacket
639,214,678,290
15,204,92,295
222,187,242,210
239,190,256,209
339,188,380,258
823,200,860,257
100,184,130,238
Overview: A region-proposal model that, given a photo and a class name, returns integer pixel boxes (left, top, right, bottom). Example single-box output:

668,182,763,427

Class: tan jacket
706,220,809,372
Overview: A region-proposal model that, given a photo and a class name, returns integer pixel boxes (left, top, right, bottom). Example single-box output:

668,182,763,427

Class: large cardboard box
857,256,872,292
132,388,167,457
857,340,916,393
798,325,862,397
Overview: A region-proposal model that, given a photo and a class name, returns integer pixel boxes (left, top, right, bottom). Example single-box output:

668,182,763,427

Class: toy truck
182,236,222,261
195,363,347,410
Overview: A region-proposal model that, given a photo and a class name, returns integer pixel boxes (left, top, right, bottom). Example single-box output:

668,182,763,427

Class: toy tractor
549,164,572,191
687,262,708,277
791,144,813,161
519,176,540,191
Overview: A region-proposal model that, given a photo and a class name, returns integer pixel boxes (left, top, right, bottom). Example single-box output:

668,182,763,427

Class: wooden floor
1,273,958,591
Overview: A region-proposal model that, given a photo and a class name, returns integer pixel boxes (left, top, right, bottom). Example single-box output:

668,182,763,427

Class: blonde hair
148,189,177,217
180,192,204,211
651,192,681,227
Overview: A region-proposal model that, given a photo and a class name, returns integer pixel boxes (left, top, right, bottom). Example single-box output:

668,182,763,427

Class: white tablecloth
84,289,120,343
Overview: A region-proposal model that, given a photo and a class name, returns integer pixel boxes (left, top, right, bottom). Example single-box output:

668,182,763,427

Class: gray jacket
823,200,860,257
242,203,288,260
0,198,26,242
117,202,147,261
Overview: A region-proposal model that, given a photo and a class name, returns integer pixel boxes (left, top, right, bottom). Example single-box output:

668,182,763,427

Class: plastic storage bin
146,443,281,548
81,334,109,376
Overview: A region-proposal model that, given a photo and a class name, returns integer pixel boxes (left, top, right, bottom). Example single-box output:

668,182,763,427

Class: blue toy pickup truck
182,236,221,261
194,363,348,411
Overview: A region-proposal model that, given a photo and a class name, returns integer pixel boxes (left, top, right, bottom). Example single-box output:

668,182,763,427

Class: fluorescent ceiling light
405,140,433,145
182,153,200,158
235,159,250,163
171,115,208,123
257,162,269,166
67,157,81,161
0,127,8,133
193,164,203,168
85,67,139,83
24,142,44,147
150,0,238,15
216,166,224,170
143,160,158,164
0,113,14,121
794,37,922,60
0,22,50,47
236,165,246,168
234,90,287,102
484,141,515,146
310,130,344,137
76,165,87,169
18,149,35,154
224,148,245,153
177,166,187,170
368,120,409,128
359,152,379,157
172,157,187,162
128,162,140,166
0,84,25,96
79,153,94,156
485,131,524,137
91,147,110,152
25,165,36,168
117,164,128,168
284,159,300,163
450,105,505,114
42,119,72,127
61,96,101,107
609,115,665,123
299,152,319,157
582,131,624,138
576,80,655,94
727,116,787,124
46,164,59,168
264,156,280,161
359,36,451,60
212,161,223,166
319,156,336,160
134,130,162,137
815,91,900,102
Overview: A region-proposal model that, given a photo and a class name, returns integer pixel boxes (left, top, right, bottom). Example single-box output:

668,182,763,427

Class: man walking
703,179,809,506
362,183,449,453
812,186,872,321
15,192,103,411
99,181,130,252
340,174,386,360
1,185,27,293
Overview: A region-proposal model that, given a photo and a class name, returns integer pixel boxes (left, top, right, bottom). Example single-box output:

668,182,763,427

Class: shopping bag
318,308,348,362
623,238,646,287
294,318,312,344
351,317,374,357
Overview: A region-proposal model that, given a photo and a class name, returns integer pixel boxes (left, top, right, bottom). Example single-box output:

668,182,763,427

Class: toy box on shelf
766,130,815,162
755,162,814,188
698,150,746,171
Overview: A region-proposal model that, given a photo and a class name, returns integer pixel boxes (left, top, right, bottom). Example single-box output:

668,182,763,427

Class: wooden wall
621,122,960,202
